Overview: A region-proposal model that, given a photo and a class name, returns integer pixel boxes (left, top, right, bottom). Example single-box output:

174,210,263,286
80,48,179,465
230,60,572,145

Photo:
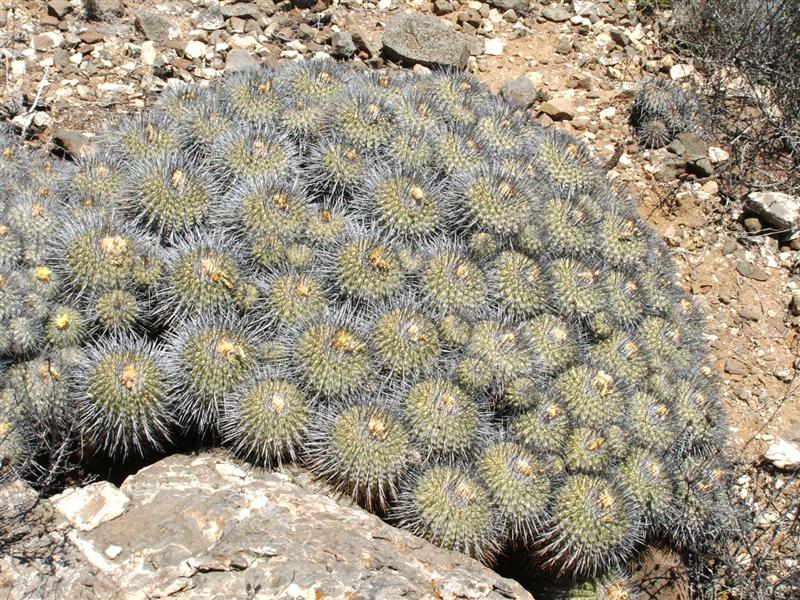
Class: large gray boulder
0,452,533,599
382,13,472,69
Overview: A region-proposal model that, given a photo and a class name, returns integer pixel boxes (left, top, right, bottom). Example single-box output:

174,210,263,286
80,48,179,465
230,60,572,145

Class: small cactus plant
630,78,707,148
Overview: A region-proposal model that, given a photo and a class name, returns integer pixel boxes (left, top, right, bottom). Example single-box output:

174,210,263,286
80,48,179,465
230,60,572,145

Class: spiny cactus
0,63,729,588
630,78,707,149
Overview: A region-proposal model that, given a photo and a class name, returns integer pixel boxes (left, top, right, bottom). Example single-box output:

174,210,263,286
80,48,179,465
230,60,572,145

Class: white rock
98,82,133,94
488,8,503,23
378,0,391,9
229,34,258,49
599,106,616,120
484,38,505,56
745,191,800,232
52,482,130,531
10,60,26,76
69,52,82,65
184,40,208,60
670,63,694,79
141,40,157,66
708,146,730,164
765,439,800,470
32,112,51,127
194,67,219,79
286,39,306,52
105,544,123,559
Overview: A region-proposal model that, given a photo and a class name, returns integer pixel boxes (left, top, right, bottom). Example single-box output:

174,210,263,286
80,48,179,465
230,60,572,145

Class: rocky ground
1,0,799,597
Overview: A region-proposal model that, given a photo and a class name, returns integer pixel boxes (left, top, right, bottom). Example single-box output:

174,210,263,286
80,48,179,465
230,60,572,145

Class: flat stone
500,75,537,107
224,48,259,71
765,439,800,470
486,0,529,13
47,0,72,19
484,37,505,56
670,63,694,79
51,482,129,531
5,454,534,599
91,0,124,18
743,217,763,233
708,146,729,164
52,128,90,157
382,13,471,69
194,9,225,31
735,260,769,282
32,32,64,50
745,191,800,233
80,29,104,44
539,96,575,121
135,12,176,42
724,360,746,375
183,40,208,59
434,0,455,14
555,36,572,54
541,6,571,22
331,31,357,57
610,28,629,47
140,40,158,66
677,132,709,159
220,3,260,19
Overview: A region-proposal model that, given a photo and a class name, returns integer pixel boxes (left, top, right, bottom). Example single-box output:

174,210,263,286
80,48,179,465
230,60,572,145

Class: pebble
670,63,694,79
331,32,357,58
736,260,770,282
724,360,746,376
599,106,616,120
745,191,800,233
743,217,763,233
539,96,575,121
484,38,505,56
225,48,259,71
500,75,537,107
765,439,800,470
141,41,157,66
541,6,572,22
184,40,208,60
708,146,730,164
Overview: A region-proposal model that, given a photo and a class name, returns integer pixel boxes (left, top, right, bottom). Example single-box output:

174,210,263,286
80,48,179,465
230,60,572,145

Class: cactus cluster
1,62,729,589
630,78,707,149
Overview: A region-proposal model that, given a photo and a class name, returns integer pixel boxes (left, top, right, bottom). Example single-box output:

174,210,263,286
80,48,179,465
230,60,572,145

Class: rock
687,157,714,178
80,29,104,44
745,191,800,233
382,13,471,69
331,31,357,57
51,481,129,531
677,132,709,159
135,11,176,42
500,76,537,107
539,96,575,121
610,28,629,47
735,260,770,282
555,36,572,55
52,128,90,157
670,63,694,80
484,37,505,56
743,216,763,233
541,6,571,22
765,439,800,470
194,10,225,31
91,0,124,18
790,290,800,316
434,0,455,14
486,0,529,12
724,360,746,376
220,3,260,19
2,453,533,599
708,146,729,164
183,40,208,60
140,40,157,66
47,0,72,19
225,48,259,71
32,32,64,50
343,15,383,58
